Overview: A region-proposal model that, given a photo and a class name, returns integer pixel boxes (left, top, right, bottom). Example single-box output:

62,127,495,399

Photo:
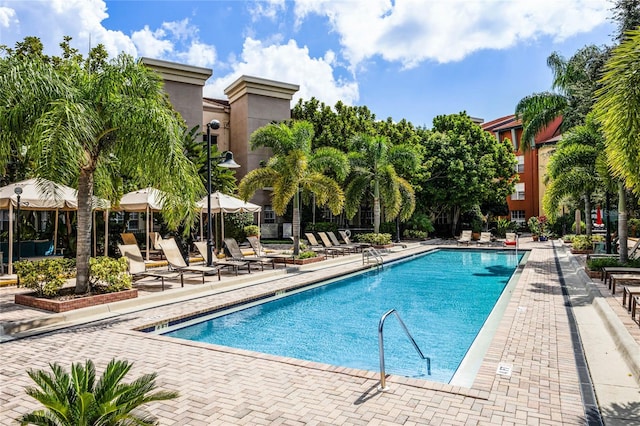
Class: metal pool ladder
378,309,430,390
363,247,384,267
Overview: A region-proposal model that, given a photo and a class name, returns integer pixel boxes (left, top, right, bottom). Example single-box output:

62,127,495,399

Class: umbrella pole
145,206,150,261
8,204,13,275
93,210,97,257
104,210,109,256
221,212,225,254
54,210,59,255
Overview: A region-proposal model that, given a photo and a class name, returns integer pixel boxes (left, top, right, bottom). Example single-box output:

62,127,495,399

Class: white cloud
131,26,173,58
204,37,359,107
0,6,16,28
248,0,286,21
178,40,216,68
0,0,135,57
293,0,611,68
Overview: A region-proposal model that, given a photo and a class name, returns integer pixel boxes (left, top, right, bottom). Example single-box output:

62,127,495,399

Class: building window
435,213,449,225
126,212,140,231
510,210,526,223
511,183,525,200
264,205,275,223
515,155,524,173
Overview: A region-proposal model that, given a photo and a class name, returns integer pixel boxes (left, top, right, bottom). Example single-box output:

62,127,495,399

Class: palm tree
594,29,640,262
0,42,203,293
19,358,178,425
344,134,418,234
238,121,348,255
542,119,604,236
515,45,608,145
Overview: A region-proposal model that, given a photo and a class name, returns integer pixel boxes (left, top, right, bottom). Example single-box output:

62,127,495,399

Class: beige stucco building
143,58,300,238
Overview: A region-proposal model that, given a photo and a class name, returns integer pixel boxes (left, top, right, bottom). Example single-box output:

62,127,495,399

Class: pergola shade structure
0,178,110,274
197,191,262,251
114,188,166,261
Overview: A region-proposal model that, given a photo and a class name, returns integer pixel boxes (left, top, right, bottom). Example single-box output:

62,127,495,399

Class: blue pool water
163,249,522,383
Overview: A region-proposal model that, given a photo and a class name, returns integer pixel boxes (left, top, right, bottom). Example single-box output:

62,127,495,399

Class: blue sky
0,0,615,128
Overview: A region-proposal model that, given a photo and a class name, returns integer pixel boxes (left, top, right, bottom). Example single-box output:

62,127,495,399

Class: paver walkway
1,240,639,425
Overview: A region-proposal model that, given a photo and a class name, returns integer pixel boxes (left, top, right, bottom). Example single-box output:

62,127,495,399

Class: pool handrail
378,308,430,390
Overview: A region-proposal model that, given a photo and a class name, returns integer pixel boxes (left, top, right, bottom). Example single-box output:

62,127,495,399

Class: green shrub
244,225,260,237
571,220,586,233
629,218,640,237
379,221,396,234
405,213,435,234
225,213,254,242
14,258,76,297
563,234,576,243
355,233,392,245
89,256,132,293
403,229,427,239
305,222,338,233
495,218,516,238
297,250,317,259
586,257,623,271
571,235,592,250
586,256,640,271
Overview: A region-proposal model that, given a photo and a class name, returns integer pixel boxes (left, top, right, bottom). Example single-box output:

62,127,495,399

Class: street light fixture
206,119,240,266
14,186,22,261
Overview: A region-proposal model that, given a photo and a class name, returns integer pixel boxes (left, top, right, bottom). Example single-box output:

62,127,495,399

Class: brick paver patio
1,240,639,425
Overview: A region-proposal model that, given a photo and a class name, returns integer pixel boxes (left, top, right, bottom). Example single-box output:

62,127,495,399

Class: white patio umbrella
197,191,262,251
0,178,110,274
115,188,165,261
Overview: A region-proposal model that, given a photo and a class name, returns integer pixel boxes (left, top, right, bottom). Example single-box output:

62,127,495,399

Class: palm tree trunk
618,182,628,263
75,169,94,294
292,190,300,256
584,194,592,236
373,181,381,234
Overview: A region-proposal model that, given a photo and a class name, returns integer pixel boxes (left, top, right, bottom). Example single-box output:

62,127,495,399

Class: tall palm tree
19,358,178,425
344,134,418,234
542,120,604,235
594,29,640,262
515,45,608,145
238,121,348,255
0,45,203,293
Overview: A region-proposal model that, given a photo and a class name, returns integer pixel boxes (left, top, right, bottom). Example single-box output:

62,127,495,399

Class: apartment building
481,115,562,224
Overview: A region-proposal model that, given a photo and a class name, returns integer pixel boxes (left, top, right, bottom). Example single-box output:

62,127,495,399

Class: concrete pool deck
1,239,639,424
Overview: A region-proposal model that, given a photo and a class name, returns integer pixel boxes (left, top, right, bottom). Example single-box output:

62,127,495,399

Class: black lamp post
14,186,22,261
205,119,240,266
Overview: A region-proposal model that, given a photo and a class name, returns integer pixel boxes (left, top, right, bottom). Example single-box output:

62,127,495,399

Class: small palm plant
19,358,178,426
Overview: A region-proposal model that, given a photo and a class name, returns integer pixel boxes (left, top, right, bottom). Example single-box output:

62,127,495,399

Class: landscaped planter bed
15,289,138,313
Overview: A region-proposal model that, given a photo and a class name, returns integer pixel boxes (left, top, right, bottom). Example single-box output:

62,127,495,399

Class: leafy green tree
238,121,349,255
344,134,419,233
420,113,517,235
542,118,604,235
515,45,609,144
594,29,640,261
292,98,377,150
19,358,178,426
611,0,640,42
182,125,237,195
0,37,203,293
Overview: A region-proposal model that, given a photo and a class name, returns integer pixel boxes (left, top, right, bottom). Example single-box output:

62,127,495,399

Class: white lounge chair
457,230,472,245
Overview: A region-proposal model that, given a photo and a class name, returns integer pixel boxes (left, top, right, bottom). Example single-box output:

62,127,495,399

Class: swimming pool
162,249,524,384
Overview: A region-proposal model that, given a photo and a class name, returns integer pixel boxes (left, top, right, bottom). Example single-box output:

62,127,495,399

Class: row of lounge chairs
304,231,370,256
118,235,290,291
597,250,640,327
118,230,371,291
457,230,494,246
